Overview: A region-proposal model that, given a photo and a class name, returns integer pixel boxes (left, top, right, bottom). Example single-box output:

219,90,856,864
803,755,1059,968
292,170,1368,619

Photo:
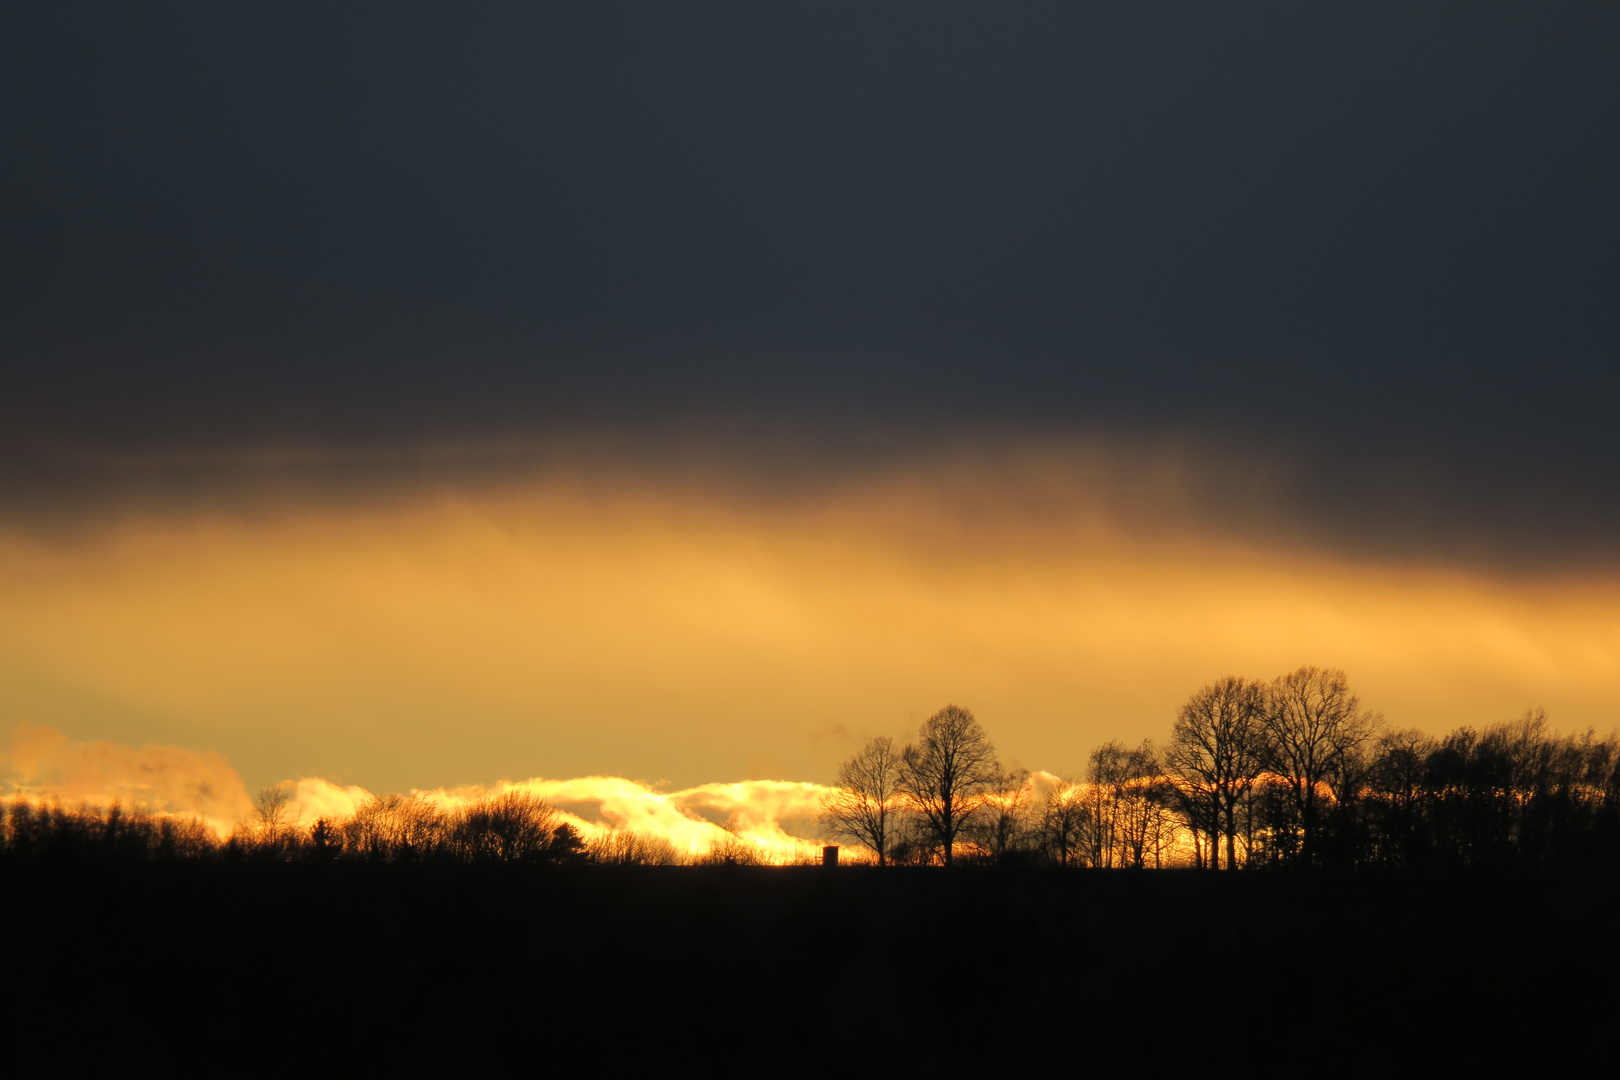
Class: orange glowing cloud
1,721,253,836
407,776,838,862
2,723,843,862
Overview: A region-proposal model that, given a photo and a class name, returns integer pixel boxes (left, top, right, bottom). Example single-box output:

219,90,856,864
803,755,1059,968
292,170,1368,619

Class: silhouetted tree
1363,727,1437,866
254,786,294,833
970,767,1034,865
452,791,569,862
308,817,343,861
885,813,942,866
247,785,299,859
156,815,216,859
1348,711,1620,870
346,794,447,861
549,822,585,863
820,736,905,866
1261,667,1381,865
1038,777,1091,866
0,798,220,861
1113,745,1174,869
1088,740,1169,868
1086,741,1129,867
899,705,1000,867
100,802,157,859
700,817,764,866
587,830,685,865
1165,677,1267,870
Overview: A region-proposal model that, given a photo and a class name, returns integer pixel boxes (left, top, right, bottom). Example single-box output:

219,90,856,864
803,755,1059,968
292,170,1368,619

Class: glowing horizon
0,719,1092,864
2,438,1616,802
1,720,874,863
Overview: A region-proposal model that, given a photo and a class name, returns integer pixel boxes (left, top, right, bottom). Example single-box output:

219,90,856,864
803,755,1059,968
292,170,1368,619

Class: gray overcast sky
5,2,1619,567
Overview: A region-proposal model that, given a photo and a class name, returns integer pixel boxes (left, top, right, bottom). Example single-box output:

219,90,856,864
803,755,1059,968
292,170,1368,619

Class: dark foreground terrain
4,859,1616,1074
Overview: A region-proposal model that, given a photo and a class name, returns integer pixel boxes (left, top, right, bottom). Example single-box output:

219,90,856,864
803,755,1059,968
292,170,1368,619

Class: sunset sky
3,4,1617,813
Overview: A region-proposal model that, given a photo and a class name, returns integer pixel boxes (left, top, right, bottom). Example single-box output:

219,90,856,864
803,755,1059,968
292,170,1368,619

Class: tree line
821,668,1620,870
0,787,775,867
5,666,1615,871
0,790,588,866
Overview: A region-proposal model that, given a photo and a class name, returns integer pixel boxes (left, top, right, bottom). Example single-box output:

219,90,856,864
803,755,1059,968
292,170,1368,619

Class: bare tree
1038,776,1091,867
699,817,765,866
1164,676,1268,870
820,736,905,866
1086,739,1173,869
452,791,565,862
1262,667,1382,865
157,815,217,859
1086,741,1129,867
971,767,1033,865
886,813,941,867
900,704,1000,867
345,794,447,861
587,830,685,866
1112,741,1168,870
253,786,294,836
250,785,297,858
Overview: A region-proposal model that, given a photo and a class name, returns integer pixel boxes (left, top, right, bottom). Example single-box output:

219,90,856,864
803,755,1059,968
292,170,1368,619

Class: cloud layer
2,723,840,861
3,446,1617,794
2,722,253,836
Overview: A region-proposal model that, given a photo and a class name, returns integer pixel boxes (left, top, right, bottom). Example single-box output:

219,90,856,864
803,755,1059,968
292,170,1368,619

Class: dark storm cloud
4,3,1618,567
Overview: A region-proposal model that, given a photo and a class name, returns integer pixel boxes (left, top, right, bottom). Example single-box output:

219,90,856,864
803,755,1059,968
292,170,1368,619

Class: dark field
5,860,1616,1074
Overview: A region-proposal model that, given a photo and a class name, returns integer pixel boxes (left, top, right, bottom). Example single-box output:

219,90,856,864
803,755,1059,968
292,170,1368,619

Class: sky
3,4,1618,812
